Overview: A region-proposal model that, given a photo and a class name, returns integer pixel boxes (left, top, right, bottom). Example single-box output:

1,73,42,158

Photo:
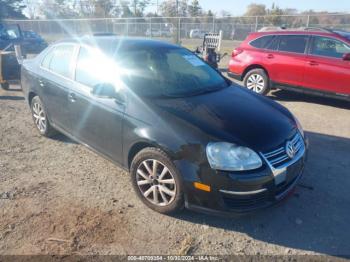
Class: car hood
151,85,297,152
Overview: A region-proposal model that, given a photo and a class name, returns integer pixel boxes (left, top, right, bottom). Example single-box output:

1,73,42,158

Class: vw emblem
285,141,296,159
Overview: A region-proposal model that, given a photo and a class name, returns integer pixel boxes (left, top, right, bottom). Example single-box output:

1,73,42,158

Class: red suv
228,29,350,100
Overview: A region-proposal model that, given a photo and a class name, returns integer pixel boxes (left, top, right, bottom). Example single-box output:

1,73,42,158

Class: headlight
206,142,262,171
294,116,304,138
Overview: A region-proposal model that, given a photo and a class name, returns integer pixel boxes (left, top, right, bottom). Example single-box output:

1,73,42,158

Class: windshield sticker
183,55,205,67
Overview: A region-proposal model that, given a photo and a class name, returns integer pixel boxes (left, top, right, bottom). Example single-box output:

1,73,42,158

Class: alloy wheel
32,102,47,133
246,74,265,93
136,159,176,206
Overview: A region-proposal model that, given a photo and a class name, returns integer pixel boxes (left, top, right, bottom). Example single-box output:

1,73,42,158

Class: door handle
39,80,45,87
308,61,319,66
267,54,274,59
68,92,77,102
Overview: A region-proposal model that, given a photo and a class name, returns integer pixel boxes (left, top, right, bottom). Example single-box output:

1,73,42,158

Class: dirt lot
0,74,350,257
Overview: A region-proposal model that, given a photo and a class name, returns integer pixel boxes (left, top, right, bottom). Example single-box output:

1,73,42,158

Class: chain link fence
3,13,350,51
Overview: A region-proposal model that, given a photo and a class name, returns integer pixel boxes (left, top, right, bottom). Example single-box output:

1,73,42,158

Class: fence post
254,16,258,32
150,17,152,38
306,15,310,27
126,18,129,36
212,16,215,32
177,17,181,44
38,20,42,36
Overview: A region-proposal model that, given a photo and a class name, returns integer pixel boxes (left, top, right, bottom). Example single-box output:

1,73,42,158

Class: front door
69,45,125,164
304,36,350,95
267,34,309,88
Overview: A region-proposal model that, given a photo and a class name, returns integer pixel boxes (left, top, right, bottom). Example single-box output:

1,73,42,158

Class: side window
266,36,279,50
41,48,55,69
75,46,117,87
75,47,98,87
250,35,275,49
310,36,350,58
49,45,75,78
278,35,308,54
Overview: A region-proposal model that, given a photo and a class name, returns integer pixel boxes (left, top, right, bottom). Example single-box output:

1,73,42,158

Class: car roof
251,29,350,39
248,29,350,44
54,36,180,51
253,30,334,36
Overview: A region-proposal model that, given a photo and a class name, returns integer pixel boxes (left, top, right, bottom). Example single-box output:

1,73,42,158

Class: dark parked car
0,23,23,89
228,29,350,100
21,36,307,215
22,30,48,53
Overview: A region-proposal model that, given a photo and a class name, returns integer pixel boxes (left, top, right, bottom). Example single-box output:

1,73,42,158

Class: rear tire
30,96,57,137
243,69,270,95
130,147,184,214
1,82,9,90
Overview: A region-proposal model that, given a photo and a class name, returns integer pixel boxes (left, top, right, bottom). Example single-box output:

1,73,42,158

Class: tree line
0,0,348,26
0,0,211,19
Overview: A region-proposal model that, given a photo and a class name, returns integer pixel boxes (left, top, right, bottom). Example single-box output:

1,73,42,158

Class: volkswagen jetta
21,36,307,215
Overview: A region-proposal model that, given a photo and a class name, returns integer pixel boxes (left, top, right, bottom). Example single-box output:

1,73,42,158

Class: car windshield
116,47,229,97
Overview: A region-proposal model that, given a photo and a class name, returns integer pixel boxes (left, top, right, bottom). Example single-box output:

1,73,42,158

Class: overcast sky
148,0,350,16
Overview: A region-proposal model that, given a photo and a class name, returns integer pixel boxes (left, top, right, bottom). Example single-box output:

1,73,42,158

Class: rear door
265,34,309,87
39,44,78,132
303,36,350,95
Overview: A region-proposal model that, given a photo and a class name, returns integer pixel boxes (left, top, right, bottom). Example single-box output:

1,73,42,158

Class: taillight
232,48,243,58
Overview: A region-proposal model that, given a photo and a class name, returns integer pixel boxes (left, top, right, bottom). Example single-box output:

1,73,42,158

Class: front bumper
182,137,308,215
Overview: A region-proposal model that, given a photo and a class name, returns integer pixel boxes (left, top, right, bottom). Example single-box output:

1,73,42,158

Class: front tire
130,147,184,214
30,96,57,137
243,69,270,95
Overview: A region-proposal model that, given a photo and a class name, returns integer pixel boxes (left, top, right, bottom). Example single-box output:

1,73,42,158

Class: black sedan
22,30,48,54
21,36,307,215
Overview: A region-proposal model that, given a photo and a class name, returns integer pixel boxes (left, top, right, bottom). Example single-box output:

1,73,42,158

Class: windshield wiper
162,85,227,98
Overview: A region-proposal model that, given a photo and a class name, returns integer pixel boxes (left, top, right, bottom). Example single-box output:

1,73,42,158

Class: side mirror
343,53,350,61
91,83,124,103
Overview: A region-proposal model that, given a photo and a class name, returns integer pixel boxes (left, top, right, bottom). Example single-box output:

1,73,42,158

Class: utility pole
133,0,137,16
176,0,179,16
175,0,180,44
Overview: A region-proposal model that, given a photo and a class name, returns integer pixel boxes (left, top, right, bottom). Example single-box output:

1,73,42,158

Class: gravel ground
0,70,350,257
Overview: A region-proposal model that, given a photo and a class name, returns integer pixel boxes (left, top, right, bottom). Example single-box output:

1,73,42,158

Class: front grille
262,132,304,169
222,191,270,210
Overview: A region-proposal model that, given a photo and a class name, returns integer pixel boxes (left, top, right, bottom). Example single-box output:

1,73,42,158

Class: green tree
0,0,26,19
244,3,266,16
160,0,188,17
207,9,213,17
74,0,120,18
120,0,133,17
130,0,150,17
266,3,284,25
188,0,202,17
41,0,78,18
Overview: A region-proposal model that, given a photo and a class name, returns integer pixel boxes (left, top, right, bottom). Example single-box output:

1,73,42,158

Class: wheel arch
28,91,37,105
242,64,269,80
127,141,157,170
127,140,176,171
